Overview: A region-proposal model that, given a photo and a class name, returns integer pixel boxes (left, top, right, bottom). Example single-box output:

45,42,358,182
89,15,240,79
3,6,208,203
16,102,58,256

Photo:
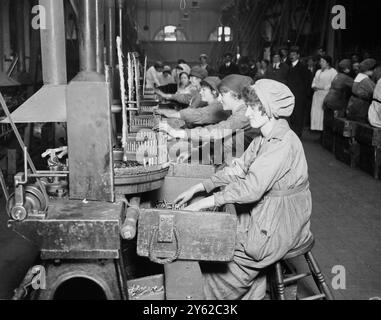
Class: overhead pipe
96,0,105,75
40,0,67,85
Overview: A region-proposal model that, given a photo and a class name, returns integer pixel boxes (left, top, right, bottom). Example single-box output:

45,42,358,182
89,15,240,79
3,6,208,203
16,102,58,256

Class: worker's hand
184,196,215,212
154,122,174,135
174,183,206,207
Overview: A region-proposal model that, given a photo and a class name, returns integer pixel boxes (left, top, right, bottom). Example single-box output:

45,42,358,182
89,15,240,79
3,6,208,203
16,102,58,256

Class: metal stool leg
274,262,286,300
305,251,334,300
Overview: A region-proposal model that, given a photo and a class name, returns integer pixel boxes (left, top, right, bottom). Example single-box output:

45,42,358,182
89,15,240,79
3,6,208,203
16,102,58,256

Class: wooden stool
272,235,334,300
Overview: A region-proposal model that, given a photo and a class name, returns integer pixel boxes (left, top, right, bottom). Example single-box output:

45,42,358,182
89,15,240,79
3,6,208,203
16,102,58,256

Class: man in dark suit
219,53,239,78
267,52,289,84
286,46,311,138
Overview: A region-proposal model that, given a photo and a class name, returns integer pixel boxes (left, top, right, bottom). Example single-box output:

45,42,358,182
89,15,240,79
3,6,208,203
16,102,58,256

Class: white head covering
252,79,295,118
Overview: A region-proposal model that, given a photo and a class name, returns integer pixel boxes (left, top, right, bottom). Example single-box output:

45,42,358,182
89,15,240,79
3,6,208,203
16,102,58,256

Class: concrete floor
0,132,380,300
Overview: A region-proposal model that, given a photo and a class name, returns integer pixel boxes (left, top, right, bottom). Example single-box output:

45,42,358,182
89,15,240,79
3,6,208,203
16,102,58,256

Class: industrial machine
1,0,237,300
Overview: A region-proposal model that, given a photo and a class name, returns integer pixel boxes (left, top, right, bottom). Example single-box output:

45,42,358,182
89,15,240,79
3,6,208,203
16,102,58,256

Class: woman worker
173,79,312,300
156,66,208,109
155,74,258,164
155,76,230,127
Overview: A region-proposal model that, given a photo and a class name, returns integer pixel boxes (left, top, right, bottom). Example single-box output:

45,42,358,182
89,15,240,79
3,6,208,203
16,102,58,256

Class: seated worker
155,74,258,164
368,66,381,128
346,58,377,122
156,66,208,109
324,59,354,114
176,71,193,94
157,65,177,94
146,61,164,89
199,54,216,77
172,59,191,84
173,79,312,300
155,76,230,127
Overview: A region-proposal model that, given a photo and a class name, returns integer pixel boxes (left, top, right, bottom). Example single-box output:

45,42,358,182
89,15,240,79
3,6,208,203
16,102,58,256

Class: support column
78,0,97,72
96,0,105,75
0,0,4,73
40,0,67,85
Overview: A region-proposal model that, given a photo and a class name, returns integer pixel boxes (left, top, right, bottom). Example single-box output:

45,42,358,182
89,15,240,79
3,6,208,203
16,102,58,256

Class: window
209,26,232,42
154,25,187,41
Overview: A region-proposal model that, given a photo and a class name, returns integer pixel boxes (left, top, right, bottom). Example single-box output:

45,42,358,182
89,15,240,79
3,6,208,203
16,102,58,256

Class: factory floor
0,131,380,300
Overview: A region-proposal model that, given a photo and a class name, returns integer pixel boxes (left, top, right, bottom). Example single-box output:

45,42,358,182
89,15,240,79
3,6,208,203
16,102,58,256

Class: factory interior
0,0,380,301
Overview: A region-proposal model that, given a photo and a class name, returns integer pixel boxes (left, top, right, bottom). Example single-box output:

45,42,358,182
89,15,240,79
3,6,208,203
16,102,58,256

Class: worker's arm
201,137,261,193
155,108,181,119
212,137,292,206
179,102,229,126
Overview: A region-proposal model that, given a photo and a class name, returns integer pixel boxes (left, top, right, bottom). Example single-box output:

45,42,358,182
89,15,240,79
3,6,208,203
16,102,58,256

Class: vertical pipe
105,0,116,70
0,0,4,73
96,0,105,75
118,0,125,43
2,0,11,72
16,0,26,72
40,0,67,85
78,0,97,72
24,0,31,73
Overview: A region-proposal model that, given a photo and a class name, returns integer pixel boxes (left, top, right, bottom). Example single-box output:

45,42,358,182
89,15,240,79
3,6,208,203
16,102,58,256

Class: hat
251,79,295,118
338,59,351,71
201,76,221,91
189,66,208,80
219,74,253,95
163,65,172,73
359,58,377,73
320,55,333,66
200,53,208,59
154,61,164,69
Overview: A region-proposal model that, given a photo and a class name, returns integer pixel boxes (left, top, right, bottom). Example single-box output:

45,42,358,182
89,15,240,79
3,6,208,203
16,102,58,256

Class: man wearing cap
145,61,164,89
347,58,377,122
156,76,230,126
218,53,239,78
173,79,312,300
267,52,289,84
157,65,208,109
200,54,216,77
155,75,258,164
286,46,311,137
324,59,354,113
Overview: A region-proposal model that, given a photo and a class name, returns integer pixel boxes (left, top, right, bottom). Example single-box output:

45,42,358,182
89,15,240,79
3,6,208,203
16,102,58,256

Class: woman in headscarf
347,58,377,122
155,76,230,127
173,79,312,300
310,55,338,132
368,66,381,128
155,75,258,164
324,59,354,114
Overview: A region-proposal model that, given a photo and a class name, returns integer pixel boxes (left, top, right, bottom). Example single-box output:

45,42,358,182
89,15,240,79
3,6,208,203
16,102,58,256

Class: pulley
6,185,48,221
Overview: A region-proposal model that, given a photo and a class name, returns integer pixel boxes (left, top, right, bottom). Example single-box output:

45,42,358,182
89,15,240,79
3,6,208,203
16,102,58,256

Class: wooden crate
334,135,360,168
358,144,381,180
321,109,336,152
322,127,335,153
333,117,359,138
355,122,381,146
